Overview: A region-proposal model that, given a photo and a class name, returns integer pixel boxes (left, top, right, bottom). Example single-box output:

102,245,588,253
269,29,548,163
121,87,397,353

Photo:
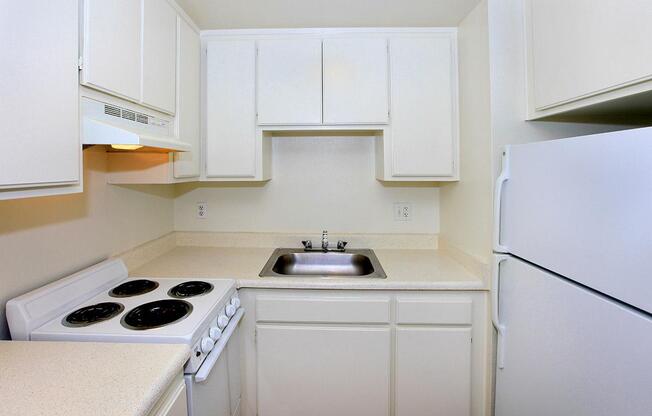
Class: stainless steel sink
259,248,387,278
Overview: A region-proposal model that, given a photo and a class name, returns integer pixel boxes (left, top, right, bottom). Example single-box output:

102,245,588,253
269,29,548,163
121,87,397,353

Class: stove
6,259,241,375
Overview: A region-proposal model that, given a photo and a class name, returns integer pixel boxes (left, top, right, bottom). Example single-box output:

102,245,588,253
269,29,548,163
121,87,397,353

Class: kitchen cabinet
81,0,141,102
205,39,271,181
322,38,389,124
106,15,200,184
148,374,188,416
376,34,458,181
256,39,323,125
0,0,81,200
142,0,177,114
202,29,457,182
238,290,487,416
81,0,178,115
257,326,391,416
525,0,652,119
173,15,201,179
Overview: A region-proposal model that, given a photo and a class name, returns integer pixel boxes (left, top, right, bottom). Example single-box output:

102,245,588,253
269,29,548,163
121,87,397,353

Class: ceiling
175,0,482,30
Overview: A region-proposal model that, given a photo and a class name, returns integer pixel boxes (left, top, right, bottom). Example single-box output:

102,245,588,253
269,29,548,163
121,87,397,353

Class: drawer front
396,297,472,325
256,295,391,324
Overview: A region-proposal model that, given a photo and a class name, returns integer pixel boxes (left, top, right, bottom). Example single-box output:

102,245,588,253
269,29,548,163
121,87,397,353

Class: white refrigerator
492,127,652,416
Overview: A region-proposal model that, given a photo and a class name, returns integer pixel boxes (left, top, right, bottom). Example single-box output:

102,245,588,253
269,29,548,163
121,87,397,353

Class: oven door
185,308,244,416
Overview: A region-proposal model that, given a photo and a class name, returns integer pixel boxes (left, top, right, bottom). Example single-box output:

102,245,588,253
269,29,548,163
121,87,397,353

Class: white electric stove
6,258,244,416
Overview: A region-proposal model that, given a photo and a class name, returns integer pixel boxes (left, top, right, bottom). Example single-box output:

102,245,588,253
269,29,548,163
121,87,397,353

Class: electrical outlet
197,202,208,219
394,202,412,221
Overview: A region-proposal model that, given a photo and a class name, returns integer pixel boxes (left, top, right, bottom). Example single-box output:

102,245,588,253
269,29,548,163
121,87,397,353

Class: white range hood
81,98,190,152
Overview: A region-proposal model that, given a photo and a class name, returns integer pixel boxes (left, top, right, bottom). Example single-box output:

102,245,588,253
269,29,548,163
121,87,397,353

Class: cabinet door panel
389,36,455,177
257,39,322,125
395,327,471,416
529,0,652,109
142,0,177,114
257,325,390,416
0,0,80,188
173,17,200,179
323,38,389,124
205,40,257,178
82,0,140,101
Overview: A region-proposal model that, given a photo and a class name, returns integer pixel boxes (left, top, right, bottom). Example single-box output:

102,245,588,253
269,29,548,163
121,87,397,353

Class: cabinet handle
493,147,511,253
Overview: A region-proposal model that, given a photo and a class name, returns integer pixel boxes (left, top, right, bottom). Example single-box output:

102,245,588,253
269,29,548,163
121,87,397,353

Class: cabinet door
395,327,472,416
528,0,652,110
257,325,391,416
322,38,389,124
0,0,80,191
173,17,200,179
256,39,322,125
82,0,141,101
389,36,455,177
205,40,257,178
142,0,177,114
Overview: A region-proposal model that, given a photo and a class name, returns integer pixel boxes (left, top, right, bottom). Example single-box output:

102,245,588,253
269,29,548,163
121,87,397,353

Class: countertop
132,246,486,290
0,341,190,416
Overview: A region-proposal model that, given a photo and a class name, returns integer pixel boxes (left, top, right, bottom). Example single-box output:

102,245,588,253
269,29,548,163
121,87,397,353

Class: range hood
81,97,190,152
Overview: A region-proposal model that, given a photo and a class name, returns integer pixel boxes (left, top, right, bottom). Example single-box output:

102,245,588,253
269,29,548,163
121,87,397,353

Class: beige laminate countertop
132,246,487,290
0,341,190,416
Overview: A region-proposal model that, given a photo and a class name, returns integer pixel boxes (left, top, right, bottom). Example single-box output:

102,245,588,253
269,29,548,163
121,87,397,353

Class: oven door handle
195,307,244,383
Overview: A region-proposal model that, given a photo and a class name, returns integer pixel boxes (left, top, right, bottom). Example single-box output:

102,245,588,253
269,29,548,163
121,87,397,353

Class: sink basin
259,248,387,278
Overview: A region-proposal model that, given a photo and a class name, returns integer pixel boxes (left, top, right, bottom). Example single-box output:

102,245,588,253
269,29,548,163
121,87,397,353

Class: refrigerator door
493,255,652,416
495,127,652,313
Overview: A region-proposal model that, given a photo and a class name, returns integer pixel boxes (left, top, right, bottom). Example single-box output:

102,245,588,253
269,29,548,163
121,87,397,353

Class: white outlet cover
197,202,208,219
394,202,412,221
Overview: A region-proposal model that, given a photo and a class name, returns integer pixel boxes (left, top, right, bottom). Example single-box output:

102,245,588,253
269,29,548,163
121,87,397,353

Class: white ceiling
176,0,482,30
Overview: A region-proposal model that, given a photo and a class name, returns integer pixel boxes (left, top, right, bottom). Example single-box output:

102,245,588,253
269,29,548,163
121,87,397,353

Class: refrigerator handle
492,254,509,369
493,147,510,253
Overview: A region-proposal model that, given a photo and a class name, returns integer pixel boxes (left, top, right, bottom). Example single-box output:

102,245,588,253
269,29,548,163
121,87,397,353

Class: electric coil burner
121,299,192,330
109,279,159,297
168,281,214,298
63,302,124,327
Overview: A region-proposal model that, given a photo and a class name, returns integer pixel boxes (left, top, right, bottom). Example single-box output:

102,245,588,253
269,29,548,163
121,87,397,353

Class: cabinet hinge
78,56,83,70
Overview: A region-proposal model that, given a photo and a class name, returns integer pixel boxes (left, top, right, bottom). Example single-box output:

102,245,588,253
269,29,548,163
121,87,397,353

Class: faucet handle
302,240,312,250
337,240,348,250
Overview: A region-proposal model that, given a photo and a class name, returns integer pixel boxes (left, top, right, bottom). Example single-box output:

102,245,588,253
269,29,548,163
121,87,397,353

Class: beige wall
440,1,493,265
174,136,440,234
0,148,175,339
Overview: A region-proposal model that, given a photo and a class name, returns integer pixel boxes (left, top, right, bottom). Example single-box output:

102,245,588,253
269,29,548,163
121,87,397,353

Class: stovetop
31,277,236,344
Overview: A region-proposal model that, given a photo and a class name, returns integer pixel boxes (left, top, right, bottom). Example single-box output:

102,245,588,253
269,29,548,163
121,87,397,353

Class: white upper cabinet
142,0,177,114
526,0,652,118
82,0,178,114
206,40,266,180
174,16,201,179
322,38,389,124
0,0,81,199
256,39,323,125
82,0,141,101
379,35,457,180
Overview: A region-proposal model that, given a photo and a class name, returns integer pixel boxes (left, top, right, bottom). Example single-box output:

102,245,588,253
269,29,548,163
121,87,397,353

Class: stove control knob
230,296,241,309
200,337,215,354
217,314,229,329
226,304,236,317
209,327,222,341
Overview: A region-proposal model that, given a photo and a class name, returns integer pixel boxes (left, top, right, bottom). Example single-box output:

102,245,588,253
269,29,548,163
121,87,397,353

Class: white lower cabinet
238,290,488,416
257,325,391,416
395,327,472,416
148,374,188,416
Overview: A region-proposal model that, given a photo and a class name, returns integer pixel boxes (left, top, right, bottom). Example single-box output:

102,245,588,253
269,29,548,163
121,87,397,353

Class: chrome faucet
301,231,347,252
